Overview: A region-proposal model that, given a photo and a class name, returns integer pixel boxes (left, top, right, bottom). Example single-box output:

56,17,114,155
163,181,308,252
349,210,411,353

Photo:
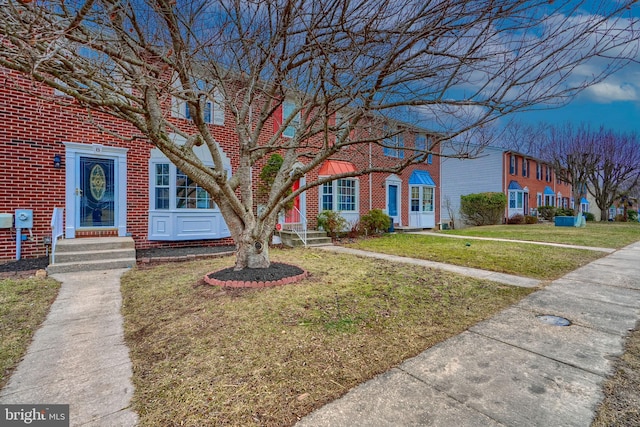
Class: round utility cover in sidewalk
536,314,571,326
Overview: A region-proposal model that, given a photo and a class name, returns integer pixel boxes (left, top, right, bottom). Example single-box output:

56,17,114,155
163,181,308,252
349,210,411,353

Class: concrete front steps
47,237,136,274
278,230,332,248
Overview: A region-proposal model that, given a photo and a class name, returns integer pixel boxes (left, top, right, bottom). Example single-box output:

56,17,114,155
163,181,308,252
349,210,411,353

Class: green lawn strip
440,222,640,249
347,233,602,280
122,249,533,426
0,277,60,388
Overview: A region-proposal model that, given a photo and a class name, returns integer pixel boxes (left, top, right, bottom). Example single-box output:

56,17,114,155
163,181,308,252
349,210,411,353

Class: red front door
285,179,300,223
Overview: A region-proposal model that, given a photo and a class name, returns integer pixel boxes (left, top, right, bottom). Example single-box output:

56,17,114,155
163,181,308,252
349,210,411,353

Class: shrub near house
460,192,507,226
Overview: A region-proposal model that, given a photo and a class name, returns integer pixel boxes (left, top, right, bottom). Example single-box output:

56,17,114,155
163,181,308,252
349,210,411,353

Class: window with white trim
282,100,300,138
152,163,217,210
176,169,214,209
544,194,555,206
411,186,434,212
415,134,426,156
509,190,524,209
522,159,529,177
536,163,542,180
171,82,225,125
537,192,543,207
509,155,517,175
320,178,358,212
154,163,170,209
580,200,589,213
383,127,404,158
321,182,333,211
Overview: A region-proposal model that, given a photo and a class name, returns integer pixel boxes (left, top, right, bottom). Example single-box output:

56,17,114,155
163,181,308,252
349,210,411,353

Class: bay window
320,178,358,212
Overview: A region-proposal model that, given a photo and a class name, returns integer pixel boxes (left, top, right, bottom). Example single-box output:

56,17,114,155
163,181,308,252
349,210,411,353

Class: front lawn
122,249,533,426
0,277,60,388
346,233,603,280
440,221,640,249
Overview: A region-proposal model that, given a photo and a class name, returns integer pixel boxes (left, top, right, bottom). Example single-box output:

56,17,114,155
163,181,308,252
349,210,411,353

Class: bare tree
0,0,638,269
536,124,600,216
534,124,640,221
589,130,640,221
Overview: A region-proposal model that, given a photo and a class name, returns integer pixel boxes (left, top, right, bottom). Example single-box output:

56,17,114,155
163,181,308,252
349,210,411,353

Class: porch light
53,154,62,169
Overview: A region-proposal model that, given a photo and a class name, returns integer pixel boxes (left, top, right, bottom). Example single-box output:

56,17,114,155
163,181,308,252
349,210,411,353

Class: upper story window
522,159,529,177
282,100,301,138
171,79,225,126
415,134,426,155
509,154,517,175
414,134,433,164
383,127,404,159
536,163,542,180
545,165,551,182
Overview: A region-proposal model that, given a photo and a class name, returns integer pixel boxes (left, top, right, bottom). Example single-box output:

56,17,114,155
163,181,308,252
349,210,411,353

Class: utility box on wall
0,214,13,228
15,209,33,229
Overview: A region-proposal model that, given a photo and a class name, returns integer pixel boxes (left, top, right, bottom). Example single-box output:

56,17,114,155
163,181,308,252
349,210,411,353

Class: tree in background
539,124,600,217
589,131,640,220
1,0,638,268
533,124,640,221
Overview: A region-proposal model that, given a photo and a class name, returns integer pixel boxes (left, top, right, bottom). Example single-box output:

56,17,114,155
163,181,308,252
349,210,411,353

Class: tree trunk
234,234,270,270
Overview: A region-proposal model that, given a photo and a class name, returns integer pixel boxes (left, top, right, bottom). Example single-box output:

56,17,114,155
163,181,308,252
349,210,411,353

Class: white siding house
440,144,504,228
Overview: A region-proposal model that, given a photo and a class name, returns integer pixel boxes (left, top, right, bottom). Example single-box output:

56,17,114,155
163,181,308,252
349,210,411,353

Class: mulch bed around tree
204,262,308,288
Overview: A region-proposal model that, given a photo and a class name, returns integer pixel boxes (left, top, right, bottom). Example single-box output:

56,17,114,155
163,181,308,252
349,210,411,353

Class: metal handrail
50,207,64,263
285,206,307,247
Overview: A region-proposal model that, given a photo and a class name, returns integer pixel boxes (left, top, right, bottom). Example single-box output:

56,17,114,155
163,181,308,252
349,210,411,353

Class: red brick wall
503,152,573,215
0,70,441,261
0,71,237,261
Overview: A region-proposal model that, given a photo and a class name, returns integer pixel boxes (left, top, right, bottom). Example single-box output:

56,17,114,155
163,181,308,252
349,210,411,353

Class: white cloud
584,81,639,102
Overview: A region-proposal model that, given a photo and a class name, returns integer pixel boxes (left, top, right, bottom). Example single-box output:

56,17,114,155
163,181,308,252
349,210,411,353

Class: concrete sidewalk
316,246,542,288
297,242,640,426
0,269,137,427
409,230,616,253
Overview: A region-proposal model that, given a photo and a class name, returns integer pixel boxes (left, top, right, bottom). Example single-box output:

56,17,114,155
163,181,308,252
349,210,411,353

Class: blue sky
511,70,640,134
509,2,640,135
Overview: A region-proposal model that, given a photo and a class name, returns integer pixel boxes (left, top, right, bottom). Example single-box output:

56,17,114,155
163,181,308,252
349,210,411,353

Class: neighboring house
586,192,639,221
0,70,439,261
440,144,572,227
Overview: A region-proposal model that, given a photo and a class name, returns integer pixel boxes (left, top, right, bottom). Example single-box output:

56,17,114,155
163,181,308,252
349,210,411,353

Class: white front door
409,185,435,228
64,143,128,238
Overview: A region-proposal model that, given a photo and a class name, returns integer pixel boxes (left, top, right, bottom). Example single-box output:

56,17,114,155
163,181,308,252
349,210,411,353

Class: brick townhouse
0,69,439,261
440,145,572,226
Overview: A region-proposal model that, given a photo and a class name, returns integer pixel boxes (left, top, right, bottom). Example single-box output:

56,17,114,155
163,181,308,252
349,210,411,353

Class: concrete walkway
0,269,137,427
317,246,542,288
297,242,640,426
409,230,616,253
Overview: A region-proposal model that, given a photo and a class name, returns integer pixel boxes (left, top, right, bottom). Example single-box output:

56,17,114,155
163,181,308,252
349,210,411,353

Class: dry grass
592,324,640,427
347,233,603,280
0,277,60,388
442,222,640,249
122,248,533,426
